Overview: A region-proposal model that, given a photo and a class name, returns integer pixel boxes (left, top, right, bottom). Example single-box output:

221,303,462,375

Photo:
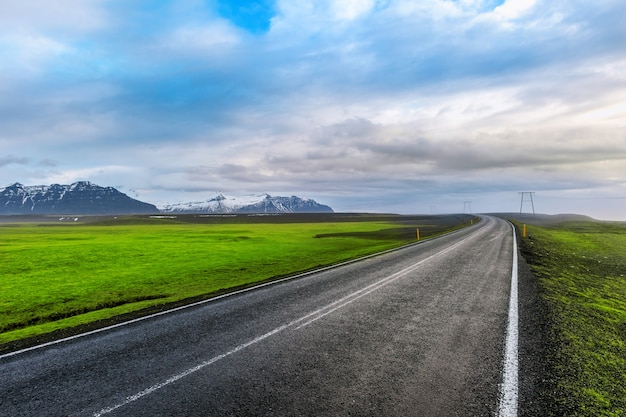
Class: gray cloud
0,155,29,167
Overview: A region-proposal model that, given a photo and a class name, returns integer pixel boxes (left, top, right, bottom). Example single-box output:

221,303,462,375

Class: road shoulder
517,232,557,416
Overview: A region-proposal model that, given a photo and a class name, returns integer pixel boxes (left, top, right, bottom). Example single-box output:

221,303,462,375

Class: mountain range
162,193,333,214
0,182,158,215
0,182,333,215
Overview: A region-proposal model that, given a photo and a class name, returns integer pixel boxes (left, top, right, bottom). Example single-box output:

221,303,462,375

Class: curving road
0,216,517,417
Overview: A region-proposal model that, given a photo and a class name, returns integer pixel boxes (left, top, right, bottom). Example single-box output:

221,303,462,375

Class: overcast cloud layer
1,0,625,218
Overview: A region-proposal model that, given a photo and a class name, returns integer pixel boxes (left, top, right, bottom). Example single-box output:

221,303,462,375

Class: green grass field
518,221,626,416
0,214,472,347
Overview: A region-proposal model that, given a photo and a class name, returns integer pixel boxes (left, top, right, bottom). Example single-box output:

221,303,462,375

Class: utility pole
463,201,472,214
519,192,535,215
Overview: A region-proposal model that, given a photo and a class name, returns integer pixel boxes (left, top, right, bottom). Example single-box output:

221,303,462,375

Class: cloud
38,159,58,167
0,0,109,33
160,23,241,53
330,0,377,20
0,34,71,75
491,0,536,20
0,155,29,167
0,0,625,218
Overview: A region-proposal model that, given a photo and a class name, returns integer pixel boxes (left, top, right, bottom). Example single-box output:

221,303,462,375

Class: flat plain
0,213,473,350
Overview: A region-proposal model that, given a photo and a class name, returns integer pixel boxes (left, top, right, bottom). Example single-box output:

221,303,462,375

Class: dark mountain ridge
0,182,158,215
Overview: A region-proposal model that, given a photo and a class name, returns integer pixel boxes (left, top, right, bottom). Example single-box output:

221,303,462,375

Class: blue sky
1,0,625,219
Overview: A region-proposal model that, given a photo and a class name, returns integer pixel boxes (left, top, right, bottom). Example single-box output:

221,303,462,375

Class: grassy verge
0,214,472,347
517,221,626,416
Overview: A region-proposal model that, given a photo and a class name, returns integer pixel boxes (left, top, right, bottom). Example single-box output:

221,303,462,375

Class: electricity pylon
519,192,535,215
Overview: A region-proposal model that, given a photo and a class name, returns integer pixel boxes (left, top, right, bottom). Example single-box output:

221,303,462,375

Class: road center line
93,230,476,417
294,235,469,329
497,223,519,417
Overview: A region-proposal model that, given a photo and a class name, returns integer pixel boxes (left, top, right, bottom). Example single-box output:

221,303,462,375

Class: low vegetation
0,213,472,348
518,220,626,416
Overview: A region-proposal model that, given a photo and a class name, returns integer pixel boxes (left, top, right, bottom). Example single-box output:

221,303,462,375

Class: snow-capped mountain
162,193,333,214
0,182,158,215
0,183,333,215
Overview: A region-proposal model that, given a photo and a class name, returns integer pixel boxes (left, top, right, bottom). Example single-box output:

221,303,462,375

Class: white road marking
92,231,476,416
92,323,290,417
497,223,519,417
294,235,469,329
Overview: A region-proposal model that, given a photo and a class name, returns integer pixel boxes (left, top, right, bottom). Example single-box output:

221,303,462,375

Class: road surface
0,215,517,416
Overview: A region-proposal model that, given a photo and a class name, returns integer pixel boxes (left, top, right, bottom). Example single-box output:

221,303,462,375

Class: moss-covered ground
518,221,626,416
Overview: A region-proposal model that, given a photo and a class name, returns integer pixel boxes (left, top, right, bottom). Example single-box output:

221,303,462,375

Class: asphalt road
0,215,516,417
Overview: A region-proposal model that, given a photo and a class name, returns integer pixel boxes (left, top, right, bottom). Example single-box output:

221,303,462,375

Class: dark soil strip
517,228,564,416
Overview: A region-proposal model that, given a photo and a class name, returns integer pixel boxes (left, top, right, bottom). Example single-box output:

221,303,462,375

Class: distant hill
0,182,158,215
162,193,334,214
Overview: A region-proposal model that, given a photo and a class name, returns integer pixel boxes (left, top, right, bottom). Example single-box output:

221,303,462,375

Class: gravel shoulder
517,241,554,416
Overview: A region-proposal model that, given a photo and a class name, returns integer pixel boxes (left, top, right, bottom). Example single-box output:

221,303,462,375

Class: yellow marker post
523,224,527,238
416,228,420,241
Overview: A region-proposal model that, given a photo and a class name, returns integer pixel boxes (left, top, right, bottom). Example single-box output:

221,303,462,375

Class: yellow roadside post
523,224,527,238
416,228,420,241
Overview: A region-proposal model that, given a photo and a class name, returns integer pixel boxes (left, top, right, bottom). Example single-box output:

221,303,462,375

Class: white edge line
498,222,519,416
1,217,483,360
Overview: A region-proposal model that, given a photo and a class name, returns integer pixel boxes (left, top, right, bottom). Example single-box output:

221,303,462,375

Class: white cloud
0,0,109,33
43,166,139,186
330,0,376,20
162,22,241,54
492,0,537,20
0,34,71,75
582,101,626,122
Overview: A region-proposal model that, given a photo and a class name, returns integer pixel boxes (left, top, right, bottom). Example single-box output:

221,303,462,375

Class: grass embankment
518,221,626,416
0,214,471,347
